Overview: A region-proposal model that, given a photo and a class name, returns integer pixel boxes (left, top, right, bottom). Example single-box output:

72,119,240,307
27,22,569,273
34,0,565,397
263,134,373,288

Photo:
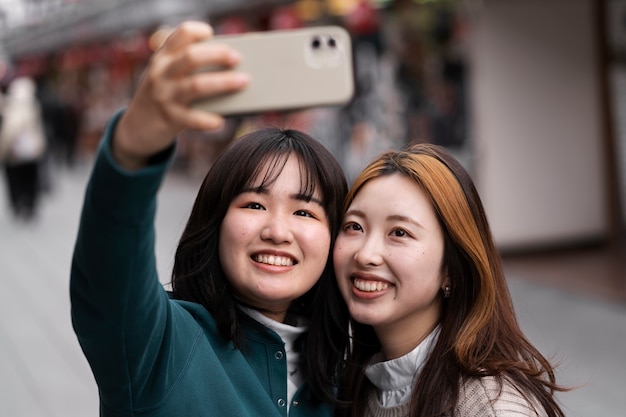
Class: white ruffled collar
365,325,440,408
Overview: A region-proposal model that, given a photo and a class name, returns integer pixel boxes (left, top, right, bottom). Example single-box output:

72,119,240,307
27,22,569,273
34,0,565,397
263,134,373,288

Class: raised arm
70,21,248,411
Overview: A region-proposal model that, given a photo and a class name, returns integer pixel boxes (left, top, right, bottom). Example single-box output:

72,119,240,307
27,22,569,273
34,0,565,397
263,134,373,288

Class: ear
441,265,451,290
441,270,452,299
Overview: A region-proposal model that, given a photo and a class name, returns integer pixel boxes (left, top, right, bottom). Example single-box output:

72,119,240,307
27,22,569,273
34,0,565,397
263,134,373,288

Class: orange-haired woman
333,144,567,417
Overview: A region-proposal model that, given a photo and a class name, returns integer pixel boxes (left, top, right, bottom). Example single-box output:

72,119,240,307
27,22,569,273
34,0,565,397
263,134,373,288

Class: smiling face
219,155,331,322
333,173,449,358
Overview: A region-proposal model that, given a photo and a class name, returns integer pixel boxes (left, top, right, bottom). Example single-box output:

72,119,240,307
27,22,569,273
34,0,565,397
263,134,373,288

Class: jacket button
292,400,299,407
274,351,284,360
277,398,286,407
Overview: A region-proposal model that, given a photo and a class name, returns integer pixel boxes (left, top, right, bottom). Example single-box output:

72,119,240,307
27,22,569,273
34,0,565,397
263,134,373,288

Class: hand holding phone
113,21,248,170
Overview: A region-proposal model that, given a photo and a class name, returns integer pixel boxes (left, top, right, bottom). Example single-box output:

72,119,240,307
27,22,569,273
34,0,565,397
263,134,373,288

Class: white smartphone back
192,26,354,115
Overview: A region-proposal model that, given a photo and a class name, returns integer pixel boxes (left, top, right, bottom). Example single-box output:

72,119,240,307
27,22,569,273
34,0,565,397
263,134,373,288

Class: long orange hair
337,143,566,416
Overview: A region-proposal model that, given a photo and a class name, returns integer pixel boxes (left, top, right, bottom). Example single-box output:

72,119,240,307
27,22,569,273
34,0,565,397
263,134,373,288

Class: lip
349,272,393,300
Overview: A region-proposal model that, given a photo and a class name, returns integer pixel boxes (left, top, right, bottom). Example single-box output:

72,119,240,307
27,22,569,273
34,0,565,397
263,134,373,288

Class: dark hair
171,127,348,402
336,143,566,416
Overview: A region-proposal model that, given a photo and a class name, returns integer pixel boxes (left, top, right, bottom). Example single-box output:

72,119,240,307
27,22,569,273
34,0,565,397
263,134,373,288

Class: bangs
243,151,321,203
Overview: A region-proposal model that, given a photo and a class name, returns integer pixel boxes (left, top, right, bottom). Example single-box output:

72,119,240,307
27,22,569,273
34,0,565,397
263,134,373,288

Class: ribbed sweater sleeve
69,110,181,412
456,377,548,417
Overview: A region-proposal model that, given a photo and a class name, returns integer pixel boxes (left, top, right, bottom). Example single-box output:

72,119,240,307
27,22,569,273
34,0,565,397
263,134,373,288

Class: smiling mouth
353,278,389,292
253,254,296,266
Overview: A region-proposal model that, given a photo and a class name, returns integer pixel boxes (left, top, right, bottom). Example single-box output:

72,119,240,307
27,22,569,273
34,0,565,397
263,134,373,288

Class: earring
443,285,451,299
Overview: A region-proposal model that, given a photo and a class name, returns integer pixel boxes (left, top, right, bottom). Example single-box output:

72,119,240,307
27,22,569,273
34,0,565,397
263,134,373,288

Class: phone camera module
305,32,343,69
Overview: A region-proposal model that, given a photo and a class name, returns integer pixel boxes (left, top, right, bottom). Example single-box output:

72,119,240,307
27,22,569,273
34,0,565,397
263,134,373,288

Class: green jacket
70,113,333,417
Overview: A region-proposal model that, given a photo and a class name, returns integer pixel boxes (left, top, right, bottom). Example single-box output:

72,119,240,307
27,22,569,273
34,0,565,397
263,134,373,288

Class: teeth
254,254,294,266
354,278,389,292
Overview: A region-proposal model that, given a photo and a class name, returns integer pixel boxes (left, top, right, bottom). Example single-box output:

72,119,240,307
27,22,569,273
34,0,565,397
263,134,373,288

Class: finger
164,42,242,79
160,21,214,53
174,70,249,104
166,104,226,131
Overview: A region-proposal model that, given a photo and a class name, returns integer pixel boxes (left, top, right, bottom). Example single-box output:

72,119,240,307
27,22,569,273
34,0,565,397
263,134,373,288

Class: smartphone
192,26,354,115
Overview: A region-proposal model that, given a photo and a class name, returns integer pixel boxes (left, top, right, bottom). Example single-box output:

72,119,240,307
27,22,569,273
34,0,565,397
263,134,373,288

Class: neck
235,298,289,323
260,309,288,323
375,316,440,360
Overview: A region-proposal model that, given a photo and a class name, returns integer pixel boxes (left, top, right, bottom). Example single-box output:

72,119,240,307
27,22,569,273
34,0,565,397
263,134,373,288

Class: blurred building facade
0,0,623,255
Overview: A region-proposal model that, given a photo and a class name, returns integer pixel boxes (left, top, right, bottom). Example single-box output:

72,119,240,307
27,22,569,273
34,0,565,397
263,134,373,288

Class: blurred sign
0,0,292,58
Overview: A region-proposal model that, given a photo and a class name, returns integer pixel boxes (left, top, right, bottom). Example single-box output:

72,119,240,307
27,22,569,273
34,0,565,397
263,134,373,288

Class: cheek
304,221,330,240
313,229,332,258
297,223,331,264
396,249,445,285
219,217,236,249
222,212,255,238
218,213,251,262
332,238,352,270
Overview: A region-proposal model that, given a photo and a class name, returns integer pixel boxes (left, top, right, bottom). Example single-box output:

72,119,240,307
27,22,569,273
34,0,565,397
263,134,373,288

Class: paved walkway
1,160,624,416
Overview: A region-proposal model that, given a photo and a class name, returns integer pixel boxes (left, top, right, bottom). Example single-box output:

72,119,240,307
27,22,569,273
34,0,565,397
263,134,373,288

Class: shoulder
456,375,547,417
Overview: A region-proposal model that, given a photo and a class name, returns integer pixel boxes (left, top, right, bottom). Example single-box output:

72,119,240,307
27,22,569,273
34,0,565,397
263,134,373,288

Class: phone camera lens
311,37,321,49
327,37,336,48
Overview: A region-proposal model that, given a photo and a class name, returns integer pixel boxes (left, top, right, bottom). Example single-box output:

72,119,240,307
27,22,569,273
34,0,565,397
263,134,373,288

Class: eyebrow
388,214,424,229
345,209,424,229
293,193,323,206
242,187,323,206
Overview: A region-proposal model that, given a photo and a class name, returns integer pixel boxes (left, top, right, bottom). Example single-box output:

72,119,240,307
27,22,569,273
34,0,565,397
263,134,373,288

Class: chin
349,309,381,327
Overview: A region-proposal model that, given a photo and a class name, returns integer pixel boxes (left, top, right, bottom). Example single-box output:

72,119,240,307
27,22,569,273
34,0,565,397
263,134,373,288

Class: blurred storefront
0,0,623,253
0,0,472,175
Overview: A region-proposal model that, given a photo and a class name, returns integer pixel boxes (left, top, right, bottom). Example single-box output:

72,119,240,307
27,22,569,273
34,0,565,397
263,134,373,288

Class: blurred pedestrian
0,76,47,220
36,74,79,170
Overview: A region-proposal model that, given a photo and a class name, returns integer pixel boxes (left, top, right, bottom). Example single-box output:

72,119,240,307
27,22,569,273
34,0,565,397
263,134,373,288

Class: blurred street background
0,0,625,416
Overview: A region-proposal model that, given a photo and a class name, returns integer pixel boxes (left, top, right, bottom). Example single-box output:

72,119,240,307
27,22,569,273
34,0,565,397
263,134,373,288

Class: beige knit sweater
364,376,548,417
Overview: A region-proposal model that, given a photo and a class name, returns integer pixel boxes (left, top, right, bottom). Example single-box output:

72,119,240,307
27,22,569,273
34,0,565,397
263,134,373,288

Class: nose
260,213,294,244
354,235,384,267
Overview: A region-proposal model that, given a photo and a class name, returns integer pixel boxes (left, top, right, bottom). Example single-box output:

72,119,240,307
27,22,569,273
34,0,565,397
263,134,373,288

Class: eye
243,202,265,210
294,209,314,218
343,222,363,232
391,228,409,238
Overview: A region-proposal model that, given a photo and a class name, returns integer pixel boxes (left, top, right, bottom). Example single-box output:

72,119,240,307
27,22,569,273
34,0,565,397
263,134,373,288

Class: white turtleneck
365,326,441,408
